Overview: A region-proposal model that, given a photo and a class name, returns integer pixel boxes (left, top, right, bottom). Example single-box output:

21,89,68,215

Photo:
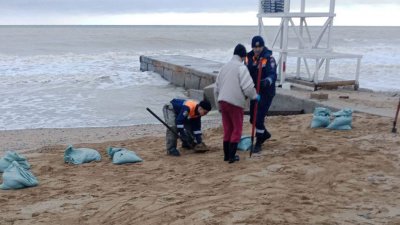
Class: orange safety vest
184,100,199,119
246,56,268,67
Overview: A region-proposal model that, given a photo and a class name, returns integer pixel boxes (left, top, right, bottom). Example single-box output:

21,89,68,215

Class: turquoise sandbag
238,136,252,151
0,151,31,173
107,147,143,165
327,108,353,130
311,107,331,128
64,145,101,165
0,161,38,190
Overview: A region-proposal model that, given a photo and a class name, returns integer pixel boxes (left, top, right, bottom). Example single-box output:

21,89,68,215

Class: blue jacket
246,48,277,97
170,98,202,143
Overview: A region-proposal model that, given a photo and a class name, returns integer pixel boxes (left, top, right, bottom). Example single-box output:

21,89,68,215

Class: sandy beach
1,112,400,224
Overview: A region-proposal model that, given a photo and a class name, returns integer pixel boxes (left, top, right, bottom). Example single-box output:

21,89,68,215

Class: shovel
146,107,207,152
250,58,263,157
392,97,400,133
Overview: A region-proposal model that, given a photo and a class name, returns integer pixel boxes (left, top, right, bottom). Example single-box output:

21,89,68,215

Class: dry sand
1,113,400,224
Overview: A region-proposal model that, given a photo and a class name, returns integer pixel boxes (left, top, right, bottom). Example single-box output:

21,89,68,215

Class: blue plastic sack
64,145,101,165
107,147,143,164
327,108,353,130
311,107,331,128
237,136,252,151
0,161,38,190
0,151,31,173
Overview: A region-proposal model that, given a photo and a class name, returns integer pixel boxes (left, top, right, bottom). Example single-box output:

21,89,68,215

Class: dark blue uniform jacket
170,98,202,143
246,48,277,97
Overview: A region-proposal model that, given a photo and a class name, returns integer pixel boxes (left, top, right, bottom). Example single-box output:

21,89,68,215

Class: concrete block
148,64,155,72
154,66,163,76
184,74,200,90
140,62,148,72
270,94,304,112
188,89,204,101
199,77,216,90
139,55,151,64
171,71,186,87
203,83,217,109
163,68,173,82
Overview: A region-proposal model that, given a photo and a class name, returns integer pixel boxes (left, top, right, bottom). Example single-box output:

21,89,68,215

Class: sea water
0,25,399,130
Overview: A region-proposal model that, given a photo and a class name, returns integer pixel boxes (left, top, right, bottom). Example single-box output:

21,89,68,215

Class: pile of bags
0,144,144,190
0,151,38,190
311,107,353,130
64,145,143,165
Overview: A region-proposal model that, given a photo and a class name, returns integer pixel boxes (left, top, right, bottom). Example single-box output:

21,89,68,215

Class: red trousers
219,101,244,143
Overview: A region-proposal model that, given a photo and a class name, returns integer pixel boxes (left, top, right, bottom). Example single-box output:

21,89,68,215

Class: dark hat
199,100,212,111
233,44,247,58
251,35,265,48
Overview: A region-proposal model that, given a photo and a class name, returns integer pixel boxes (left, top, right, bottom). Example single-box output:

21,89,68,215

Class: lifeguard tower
258,0,362,90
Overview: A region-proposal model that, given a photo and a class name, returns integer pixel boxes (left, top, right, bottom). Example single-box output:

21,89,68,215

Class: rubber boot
223,141,230,161
229,142,240,164
254,130,271,153
167,147,181,156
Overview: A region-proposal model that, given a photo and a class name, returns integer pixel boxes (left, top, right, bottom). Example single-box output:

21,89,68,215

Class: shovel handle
146,107,182,139
250,58,264,157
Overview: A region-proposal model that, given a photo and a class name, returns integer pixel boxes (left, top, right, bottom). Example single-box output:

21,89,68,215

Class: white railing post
296,0,306,78
281,0,290,85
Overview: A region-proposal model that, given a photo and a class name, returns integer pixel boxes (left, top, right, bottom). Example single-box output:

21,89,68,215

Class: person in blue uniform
162,98,211,156
246,35,277,153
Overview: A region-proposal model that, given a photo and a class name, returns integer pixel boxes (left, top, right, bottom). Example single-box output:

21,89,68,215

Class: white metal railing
257,0,363,89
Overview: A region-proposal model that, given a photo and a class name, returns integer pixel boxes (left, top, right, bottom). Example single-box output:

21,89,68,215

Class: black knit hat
199,100,212,111
251,35,265,48
233,44,247,58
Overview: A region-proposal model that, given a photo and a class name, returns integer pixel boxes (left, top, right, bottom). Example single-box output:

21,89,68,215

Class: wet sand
1,113,400,224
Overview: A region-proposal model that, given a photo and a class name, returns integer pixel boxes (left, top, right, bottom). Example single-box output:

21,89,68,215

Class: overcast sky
0,0,399,26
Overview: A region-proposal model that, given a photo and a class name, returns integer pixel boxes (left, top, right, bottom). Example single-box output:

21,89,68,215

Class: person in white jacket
214,44,260,163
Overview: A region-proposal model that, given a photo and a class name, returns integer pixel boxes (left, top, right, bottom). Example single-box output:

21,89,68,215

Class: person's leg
228,104,244,163
263,96,274,142
230,105,244,144
219,101,233,161
163,104,180,156
254,95,273,152
253,95,271,153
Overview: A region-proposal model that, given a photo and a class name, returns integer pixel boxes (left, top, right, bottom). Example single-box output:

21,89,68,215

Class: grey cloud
0,0,397,15
0,0,258,14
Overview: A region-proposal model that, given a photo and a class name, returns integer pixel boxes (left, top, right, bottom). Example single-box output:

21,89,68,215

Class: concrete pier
140,55,397,118
140,55,222,90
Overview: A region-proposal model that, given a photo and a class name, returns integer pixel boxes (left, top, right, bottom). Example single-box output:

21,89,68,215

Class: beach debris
107,147,143,164
339,95,350,99
266,164,284,173
0,151,31,173
64,145,101,165
0,161,38,190
358,212,372,220
310,92,329,100
367,174,387,185
310,107,331,128
327,108,353,130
